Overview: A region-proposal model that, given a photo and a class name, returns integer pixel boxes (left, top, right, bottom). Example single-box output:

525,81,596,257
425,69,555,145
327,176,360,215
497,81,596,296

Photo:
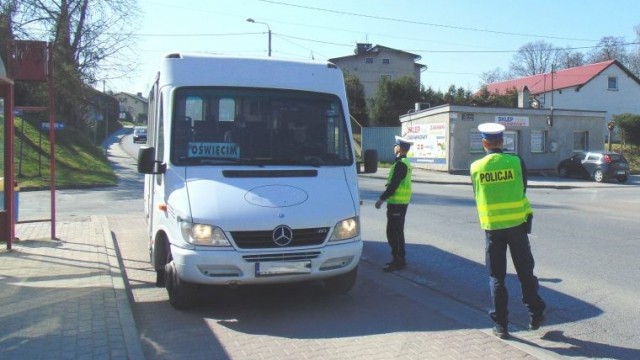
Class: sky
109,0,640,96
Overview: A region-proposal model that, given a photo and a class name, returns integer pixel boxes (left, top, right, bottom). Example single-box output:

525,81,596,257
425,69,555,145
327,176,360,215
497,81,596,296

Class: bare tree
556,48,586,70
22,0,140,85
0,1,19,65
14,0,140,127
509,40,559,77
587,36,629,64
480,67,508,85
628,25,640,77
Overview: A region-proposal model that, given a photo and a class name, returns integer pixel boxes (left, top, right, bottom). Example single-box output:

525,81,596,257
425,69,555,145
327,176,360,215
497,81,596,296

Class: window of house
608,76,618,90
382,58,390,65
573,131,589,151
365,57,374,64
380,74,392,81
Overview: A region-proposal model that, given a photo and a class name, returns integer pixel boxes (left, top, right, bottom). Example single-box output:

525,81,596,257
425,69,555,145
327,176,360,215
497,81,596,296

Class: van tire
165,261,197,310
323,267,357,294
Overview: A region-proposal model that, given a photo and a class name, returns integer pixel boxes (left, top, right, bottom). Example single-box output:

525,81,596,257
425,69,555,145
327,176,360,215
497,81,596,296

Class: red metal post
3,82,15,249
48,43,56,239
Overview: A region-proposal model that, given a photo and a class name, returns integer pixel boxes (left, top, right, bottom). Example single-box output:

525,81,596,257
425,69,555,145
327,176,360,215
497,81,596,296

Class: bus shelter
1,41,56,249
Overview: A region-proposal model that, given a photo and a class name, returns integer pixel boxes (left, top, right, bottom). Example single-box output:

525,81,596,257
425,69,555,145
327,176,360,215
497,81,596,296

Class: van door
144,82,160,234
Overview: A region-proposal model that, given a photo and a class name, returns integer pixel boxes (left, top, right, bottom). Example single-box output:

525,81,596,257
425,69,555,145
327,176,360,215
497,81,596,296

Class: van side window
185,96,203,122
219,98,235,122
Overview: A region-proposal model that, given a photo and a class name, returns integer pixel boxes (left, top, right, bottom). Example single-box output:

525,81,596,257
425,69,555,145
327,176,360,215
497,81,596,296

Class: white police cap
395,135,413,150
478,123,505,139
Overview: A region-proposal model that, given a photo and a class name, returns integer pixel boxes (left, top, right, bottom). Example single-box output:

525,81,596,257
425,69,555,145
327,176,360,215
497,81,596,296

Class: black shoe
397,257,406,267
529,312,546,330
492,324,509,339
383,261,405,272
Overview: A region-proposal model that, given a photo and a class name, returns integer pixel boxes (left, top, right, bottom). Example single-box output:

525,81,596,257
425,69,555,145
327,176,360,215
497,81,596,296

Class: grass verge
2,116,117,190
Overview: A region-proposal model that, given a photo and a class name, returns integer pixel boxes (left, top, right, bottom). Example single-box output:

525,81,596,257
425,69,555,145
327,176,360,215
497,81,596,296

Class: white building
329,43,426,100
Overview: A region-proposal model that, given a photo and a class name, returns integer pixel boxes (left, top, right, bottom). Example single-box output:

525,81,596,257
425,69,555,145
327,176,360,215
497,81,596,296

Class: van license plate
255,261,312,276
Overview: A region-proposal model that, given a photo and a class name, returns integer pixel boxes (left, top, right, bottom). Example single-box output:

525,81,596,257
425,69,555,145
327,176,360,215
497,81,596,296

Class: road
16,131,640,359
357,177,640,359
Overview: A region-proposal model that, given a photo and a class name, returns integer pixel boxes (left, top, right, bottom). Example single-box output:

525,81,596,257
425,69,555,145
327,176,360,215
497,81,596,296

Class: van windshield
170,87,353,167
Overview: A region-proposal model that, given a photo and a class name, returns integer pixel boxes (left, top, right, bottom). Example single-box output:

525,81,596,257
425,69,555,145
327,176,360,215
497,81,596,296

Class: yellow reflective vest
470,153,532,230
387,157,412,204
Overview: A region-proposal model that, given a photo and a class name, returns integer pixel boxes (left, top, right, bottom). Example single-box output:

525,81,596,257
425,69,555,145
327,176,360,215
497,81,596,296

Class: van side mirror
362,149,378,174
138,146,165,174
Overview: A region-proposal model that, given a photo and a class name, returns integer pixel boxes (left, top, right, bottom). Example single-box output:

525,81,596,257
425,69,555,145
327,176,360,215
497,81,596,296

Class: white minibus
138,53,377,309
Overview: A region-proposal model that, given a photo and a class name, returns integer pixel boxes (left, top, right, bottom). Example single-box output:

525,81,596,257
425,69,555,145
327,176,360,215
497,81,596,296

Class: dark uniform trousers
386,204,408,258
485,223,546,326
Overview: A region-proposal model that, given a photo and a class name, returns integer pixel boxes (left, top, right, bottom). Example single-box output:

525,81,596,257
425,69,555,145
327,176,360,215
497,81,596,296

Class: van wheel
363,150,378,174
165,261,197,310
593,169,604,182
323,267,357,294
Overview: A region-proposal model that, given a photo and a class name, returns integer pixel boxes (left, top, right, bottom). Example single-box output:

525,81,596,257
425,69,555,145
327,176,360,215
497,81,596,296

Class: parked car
132,126,147,143
557,151,630,183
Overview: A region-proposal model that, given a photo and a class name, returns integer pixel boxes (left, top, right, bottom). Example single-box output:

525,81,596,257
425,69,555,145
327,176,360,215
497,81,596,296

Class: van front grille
231,227,329,249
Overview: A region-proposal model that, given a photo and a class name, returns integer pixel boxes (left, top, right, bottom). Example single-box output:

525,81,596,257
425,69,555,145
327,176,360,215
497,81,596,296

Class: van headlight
180,222,231,247
329,216,359,241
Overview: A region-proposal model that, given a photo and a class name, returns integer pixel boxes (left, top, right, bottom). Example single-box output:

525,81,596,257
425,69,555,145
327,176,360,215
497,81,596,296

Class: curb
97,215,146,360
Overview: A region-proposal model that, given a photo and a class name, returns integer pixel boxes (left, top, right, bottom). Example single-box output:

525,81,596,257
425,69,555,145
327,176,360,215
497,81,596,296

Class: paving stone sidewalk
1,216,144,360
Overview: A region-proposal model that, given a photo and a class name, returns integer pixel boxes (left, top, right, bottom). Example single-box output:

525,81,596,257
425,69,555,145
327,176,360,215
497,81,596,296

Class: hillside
1,116,117,190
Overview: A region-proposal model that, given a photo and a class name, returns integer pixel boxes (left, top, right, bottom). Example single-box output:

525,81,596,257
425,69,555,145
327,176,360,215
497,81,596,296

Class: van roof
157,53,345,96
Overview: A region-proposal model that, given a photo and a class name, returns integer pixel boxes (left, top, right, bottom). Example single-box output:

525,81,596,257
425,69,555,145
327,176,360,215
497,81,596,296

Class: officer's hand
375,199,383,209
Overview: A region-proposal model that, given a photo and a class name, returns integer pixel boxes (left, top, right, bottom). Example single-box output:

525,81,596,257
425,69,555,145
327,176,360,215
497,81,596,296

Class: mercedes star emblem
272,225,293,246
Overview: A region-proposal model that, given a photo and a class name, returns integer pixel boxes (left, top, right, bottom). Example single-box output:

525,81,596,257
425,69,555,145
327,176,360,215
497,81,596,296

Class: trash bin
0,177,19,222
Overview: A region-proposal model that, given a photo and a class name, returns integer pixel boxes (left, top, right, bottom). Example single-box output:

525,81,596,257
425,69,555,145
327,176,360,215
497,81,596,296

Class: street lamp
246,18,271,56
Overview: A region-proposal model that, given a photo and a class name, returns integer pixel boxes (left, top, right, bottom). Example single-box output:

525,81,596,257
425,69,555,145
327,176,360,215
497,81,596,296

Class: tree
343,71,369,126
443,85,472,105
556,48,586,70
587,36,629,65
472,86,518,108
480,67,508,85
613,113,640,148
420,86,445,108
9,0,140,128
628,25,640,77
370,76,421,126
510,40,559,77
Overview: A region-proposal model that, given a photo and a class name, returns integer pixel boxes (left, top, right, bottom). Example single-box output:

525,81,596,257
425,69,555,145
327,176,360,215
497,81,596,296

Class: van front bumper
170,240,363,285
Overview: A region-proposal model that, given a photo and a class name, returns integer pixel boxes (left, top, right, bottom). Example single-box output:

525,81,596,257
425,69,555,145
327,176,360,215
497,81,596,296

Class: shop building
399,100,606,173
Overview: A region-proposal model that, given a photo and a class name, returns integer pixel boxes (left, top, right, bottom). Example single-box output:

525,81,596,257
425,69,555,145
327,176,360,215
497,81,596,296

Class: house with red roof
485,60,640,122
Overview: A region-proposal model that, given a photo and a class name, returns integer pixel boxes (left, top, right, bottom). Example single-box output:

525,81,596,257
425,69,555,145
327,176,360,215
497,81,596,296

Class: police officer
470,123,546,340
375,136,413,272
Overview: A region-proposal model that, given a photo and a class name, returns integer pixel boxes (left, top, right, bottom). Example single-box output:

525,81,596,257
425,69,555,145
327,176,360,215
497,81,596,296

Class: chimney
137,92,143,97
518,86,530,108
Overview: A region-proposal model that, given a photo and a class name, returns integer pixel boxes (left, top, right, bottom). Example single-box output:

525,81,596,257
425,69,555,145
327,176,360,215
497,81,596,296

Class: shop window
531,130,546,153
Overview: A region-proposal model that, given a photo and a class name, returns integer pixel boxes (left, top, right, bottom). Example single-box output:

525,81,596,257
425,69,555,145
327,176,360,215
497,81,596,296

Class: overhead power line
259,0,599,42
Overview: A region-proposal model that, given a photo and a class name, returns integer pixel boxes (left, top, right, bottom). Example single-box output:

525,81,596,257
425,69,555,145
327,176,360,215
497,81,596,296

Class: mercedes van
138,53,376,309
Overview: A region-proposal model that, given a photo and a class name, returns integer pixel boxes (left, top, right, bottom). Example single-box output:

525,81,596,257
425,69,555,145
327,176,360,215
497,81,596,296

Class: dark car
557,151,630,183
132,126,147,143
